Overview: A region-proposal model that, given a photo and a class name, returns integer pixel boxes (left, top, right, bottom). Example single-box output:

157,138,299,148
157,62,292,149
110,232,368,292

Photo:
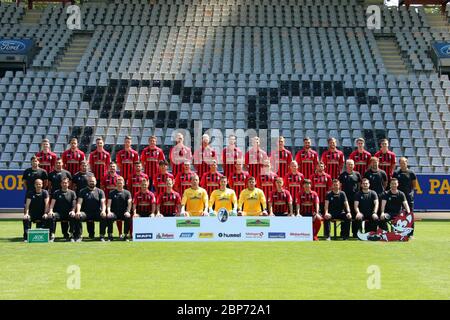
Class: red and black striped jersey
61,149,85,176
256,172,278,201
295,148,319,180
193,146,218,179
200,171,223,196
349,150,372,177
35,151,58,174
270,148,293,179
127,172,149,199
374,150,396,178
245,148,268,178
153,172,175,198
101,172,119,199
321,149,345,180
296,191,320,215
174,171,195,197
140,146,165,180
269,189,293,214
133,190,156,215
283,172,305,203
89,149,111,182
157,191,181,216
228,171,249,198
222,146,243,178
116,148,139,184
170,145,192,177
311,173,333,204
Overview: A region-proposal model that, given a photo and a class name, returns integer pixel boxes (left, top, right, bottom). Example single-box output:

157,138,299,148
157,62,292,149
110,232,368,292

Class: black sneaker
123,235,129,242
63,234,70,241
89,234,95,240
100,236,106,242
108,234,114,241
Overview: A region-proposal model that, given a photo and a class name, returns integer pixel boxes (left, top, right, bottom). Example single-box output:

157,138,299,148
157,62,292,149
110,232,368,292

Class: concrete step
56,33,92,72
376,37,409,75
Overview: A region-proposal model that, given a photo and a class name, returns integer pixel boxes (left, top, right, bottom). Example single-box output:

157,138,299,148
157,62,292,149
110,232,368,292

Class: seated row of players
23,133,416,241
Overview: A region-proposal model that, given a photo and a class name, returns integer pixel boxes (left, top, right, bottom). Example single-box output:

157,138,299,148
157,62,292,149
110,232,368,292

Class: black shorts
83,211,101,221
325,212,350,220
136,211,152,218
54,212,70,221
273,212,289,217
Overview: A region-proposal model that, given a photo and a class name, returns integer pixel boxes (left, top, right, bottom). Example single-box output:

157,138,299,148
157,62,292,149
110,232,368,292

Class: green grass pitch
0,220,449,300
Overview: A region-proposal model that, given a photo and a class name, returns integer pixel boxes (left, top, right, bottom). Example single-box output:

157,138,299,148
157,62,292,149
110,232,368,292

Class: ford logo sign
0,40,26,53
440,45,450,56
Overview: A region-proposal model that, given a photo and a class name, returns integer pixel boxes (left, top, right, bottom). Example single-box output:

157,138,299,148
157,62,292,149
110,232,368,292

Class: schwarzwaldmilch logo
246,219,270,227
176,219,201,227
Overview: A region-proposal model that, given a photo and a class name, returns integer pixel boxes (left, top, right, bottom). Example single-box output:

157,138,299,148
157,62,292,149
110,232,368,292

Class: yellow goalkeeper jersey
238,188,267,216
209,188,238,212
182,187,208,216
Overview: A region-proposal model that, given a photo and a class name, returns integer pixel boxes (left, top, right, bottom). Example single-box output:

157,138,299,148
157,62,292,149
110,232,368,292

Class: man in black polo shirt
76,175,108,241
72,160,90,196
23,179,51,242
339,159,361,238
107,177,132,241
380,178,411,231
364,157,388,196
48,178,77,241
323,179,352,240
354,178,379,233
23,156,48,193
48,158,72,196
393,157,417,235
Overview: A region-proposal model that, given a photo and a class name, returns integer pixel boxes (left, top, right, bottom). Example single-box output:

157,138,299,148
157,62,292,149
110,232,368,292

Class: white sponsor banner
133,216,312,242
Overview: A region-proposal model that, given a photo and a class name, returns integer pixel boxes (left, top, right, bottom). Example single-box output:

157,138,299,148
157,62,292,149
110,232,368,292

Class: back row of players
23,133,417,241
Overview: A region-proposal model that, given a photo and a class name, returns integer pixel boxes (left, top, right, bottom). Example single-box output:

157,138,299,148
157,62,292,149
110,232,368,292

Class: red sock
117,220,123,235
313,219,322,239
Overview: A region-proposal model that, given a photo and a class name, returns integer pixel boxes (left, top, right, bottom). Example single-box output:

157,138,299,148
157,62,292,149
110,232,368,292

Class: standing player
209,176,238,216
156,178,182,217
339,159,362,238
193,134,218,179
393,157,417,236
323,180,352,240
48,159,72,196
200,160,223,196
89,137,111,187
116,136,139,186
22,179,51,242
283,161,304,202
76,175,107,240
364,157,388,196
311,161,333,216
133,178,156,218
107,177,133,241
321,137,345,180
181,175,209,217
61,138,85,176
270,136,292,179
141,135,165,180
174,161,195,197
48,178,77,241
256,159,278,201
380,178,411,231
245,136,268,178
268,177,293,216
72,160,90,195
222,134,243,178
228,160,249,200
101,162,120,200
349,138,371,176
295,137,319,179
354,178,379,233
23,156,48,192
170,132,192,178
153,160,174,198
35,138,58,175
238,177,268,216
127,162,149,199
296,179,322,241
374,139,396,179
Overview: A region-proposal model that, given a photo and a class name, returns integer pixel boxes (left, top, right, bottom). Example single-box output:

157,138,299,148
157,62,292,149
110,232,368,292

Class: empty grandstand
0,0,449,175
